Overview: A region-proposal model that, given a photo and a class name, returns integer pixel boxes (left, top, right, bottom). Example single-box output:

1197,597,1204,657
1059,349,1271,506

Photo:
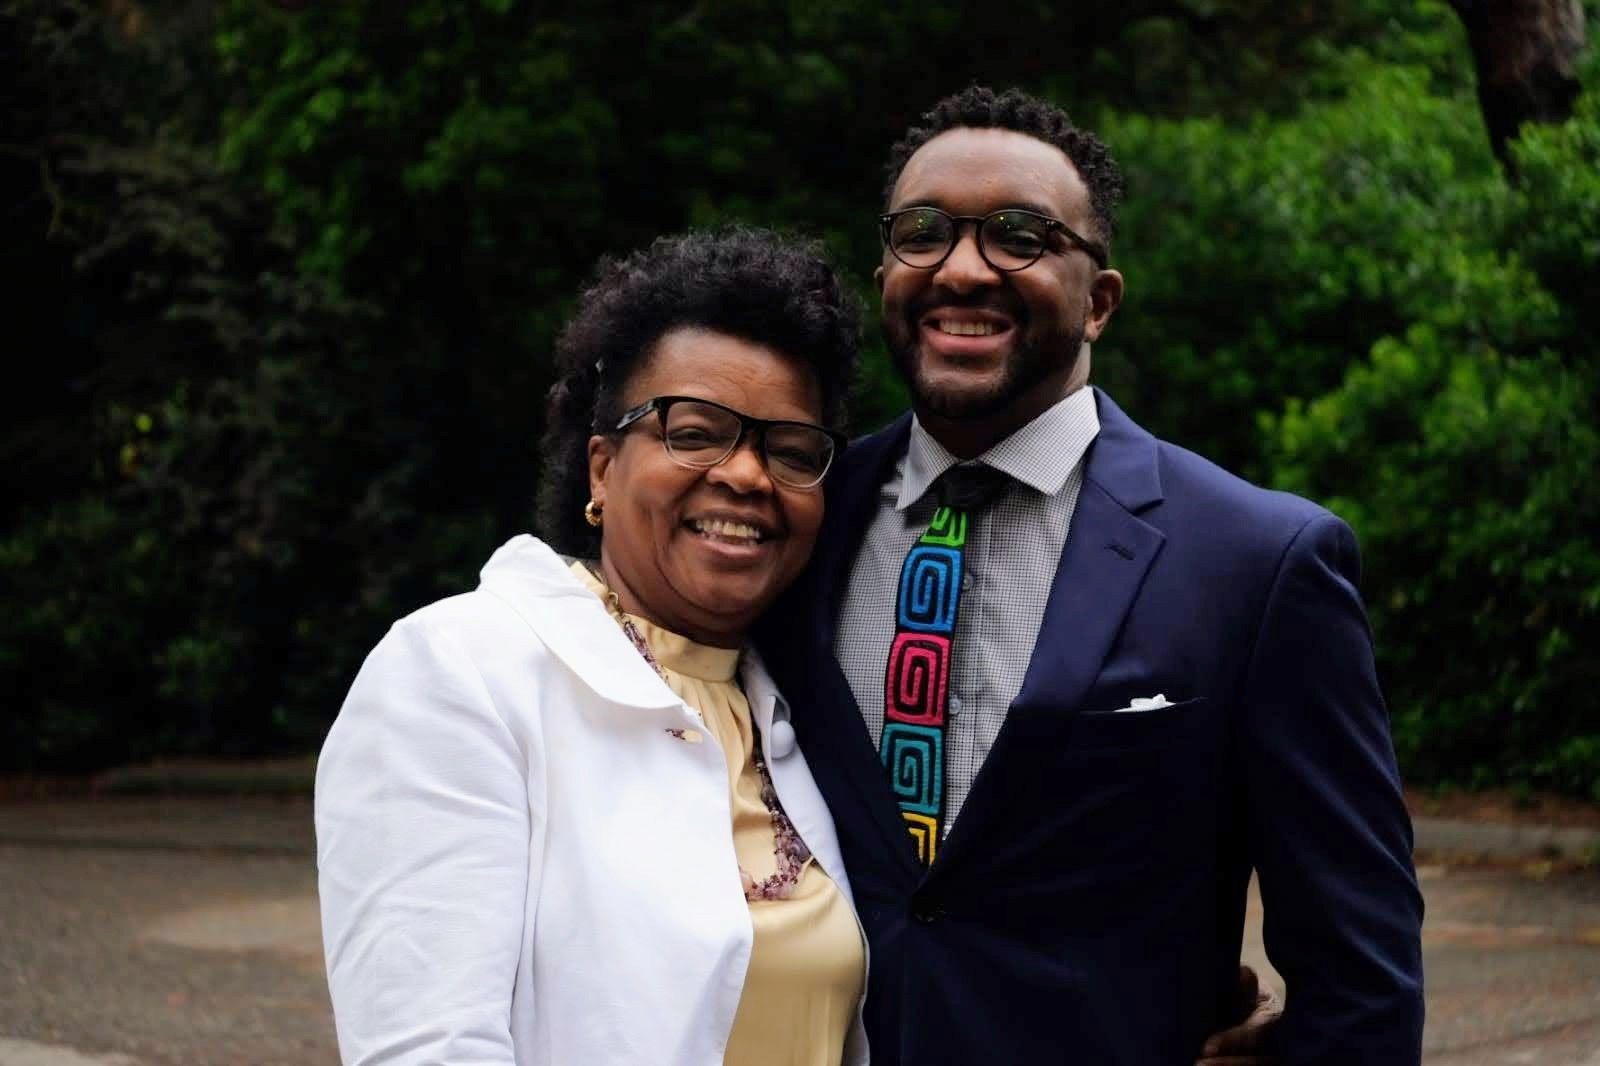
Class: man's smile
918,308,1017,359
931,320,1001,336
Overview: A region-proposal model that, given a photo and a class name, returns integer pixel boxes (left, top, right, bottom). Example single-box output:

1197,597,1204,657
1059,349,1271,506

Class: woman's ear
587,434,614,506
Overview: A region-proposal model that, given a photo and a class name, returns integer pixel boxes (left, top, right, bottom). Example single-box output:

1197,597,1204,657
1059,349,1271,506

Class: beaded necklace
588,567,811,902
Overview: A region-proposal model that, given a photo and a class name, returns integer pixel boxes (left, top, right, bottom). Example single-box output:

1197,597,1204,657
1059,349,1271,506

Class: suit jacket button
911,901,945,924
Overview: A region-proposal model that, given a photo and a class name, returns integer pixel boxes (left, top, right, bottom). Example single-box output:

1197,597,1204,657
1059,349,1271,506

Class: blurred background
5,2,1600,1064
3,0,1598,801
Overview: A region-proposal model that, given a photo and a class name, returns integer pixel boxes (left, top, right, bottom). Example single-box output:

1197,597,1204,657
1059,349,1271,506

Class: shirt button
949,695,964,717
961,571,974,591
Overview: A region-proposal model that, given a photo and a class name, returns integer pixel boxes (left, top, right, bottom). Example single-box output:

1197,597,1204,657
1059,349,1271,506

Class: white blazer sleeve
316,615,535,1065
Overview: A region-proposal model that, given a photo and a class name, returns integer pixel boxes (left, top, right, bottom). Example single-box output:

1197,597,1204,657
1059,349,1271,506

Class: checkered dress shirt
833,386,1101,832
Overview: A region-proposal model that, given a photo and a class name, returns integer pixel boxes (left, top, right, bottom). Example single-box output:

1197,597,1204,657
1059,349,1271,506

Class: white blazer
316,535,870,1065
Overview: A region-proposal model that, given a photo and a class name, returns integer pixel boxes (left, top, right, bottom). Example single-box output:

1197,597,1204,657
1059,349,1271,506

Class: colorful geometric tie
879,464,1007,866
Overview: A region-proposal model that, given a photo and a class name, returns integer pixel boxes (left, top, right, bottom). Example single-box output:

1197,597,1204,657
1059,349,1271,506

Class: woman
316,228,868,1066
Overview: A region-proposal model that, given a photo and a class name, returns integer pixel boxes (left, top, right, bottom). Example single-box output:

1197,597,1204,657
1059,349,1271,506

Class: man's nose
931,227,1000,293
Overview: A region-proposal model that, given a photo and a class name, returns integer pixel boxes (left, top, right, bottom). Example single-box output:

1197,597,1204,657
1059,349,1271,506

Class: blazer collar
838,386,1160,506
1082,386,1164,514
477,535,683,711
818,412,914,607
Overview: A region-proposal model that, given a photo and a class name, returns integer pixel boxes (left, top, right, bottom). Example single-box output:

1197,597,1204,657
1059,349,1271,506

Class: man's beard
886,320,1086,420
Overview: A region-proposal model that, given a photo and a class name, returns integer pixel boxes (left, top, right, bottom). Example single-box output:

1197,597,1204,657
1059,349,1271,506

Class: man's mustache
908,293,1027,323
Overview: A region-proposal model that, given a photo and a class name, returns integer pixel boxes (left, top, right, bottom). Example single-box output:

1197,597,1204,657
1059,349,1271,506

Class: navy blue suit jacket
757,389,1424,1065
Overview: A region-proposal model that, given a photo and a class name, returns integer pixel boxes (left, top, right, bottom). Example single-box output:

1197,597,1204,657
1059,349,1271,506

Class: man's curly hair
537,227,860,557
883,85,1125,247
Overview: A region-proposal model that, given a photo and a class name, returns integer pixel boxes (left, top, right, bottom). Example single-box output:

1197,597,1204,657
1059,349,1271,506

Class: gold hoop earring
583,500,603,528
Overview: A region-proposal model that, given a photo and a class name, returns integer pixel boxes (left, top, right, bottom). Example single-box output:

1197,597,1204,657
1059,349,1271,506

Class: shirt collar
896,386,1101,511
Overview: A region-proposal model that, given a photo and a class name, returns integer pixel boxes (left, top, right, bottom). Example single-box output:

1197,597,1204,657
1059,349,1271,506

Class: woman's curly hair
537,226,861,557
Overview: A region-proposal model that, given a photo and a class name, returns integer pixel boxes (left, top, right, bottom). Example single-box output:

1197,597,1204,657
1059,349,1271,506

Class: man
758,86,1425,1064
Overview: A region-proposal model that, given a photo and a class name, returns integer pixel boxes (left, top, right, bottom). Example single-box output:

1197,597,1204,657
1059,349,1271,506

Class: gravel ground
2,797,1599,1065
0,843,333,1066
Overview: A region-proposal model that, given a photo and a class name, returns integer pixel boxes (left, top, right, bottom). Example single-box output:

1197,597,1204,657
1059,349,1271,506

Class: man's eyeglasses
612,395,848,490
879,206,1108,272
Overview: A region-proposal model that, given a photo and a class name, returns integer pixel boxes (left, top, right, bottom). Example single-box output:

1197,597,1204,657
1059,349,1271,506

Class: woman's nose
707,436,773,492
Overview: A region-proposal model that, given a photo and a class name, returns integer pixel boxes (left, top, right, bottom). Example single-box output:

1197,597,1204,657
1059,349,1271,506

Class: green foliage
1270,334,1599,795
2,2,485,768
1258,44,1600,798
1100,15,1517,474
5,0,1597,800
206,0,1430,434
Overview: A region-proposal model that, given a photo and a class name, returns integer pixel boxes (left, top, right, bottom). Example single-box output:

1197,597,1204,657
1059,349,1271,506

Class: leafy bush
2,4,486,768
1259,49,1600,799
1099,23,1513,475
5,0,1596,799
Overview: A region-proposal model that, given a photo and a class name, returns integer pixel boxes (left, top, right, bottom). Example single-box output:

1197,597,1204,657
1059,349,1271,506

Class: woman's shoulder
381,535,586,668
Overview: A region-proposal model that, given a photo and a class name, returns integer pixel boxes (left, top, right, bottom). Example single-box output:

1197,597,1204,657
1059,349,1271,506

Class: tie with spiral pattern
879,463,1008,865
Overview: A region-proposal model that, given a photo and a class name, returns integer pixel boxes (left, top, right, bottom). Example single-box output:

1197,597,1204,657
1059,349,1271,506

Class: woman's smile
684,514,775,545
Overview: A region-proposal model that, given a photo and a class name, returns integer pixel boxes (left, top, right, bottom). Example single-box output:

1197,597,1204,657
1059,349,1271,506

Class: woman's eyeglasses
612,395,847,490
879,206,1108,272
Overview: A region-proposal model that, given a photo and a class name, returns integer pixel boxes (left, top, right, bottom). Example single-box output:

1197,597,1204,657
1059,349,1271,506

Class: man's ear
1084,269,1124,343
874,264,885,293
587,434,614,506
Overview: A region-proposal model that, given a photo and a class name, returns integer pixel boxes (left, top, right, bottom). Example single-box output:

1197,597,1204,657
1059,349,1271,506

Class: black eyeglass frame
878,206,1109,272
611,394,849,489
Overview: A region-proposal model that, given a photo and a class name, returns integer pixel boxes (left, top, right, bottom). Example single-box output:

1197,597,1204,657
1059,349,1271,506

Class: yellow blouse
571,563,864,1066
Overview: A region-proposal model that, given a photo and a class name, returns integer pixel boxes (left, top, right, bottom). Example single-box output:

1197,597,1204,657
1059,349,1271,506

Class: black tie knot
934,463,1009,510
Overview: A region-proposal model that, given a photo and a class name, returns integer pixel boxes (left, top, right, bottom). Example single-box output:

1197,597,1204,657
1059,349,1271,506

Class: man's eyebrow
889,199,1064,219
1000,200,1063,219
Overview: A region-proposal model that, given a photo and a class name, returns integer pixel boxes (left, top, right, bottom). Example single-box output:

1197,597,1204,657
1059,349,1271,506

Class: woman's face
587,327,829,647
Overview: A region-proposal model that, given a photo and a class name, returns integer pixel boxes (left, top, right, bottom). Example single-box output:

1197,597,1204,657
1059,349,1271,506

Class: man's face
878,127,1121,423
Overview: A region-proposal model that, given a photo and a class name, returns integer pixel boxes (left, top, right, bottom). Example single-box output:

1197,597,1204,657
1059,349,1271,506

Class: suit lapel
1007,478,1164,719
814,415,913,634
937,390,1167,866
1012,388,1166,721
786,416,927,881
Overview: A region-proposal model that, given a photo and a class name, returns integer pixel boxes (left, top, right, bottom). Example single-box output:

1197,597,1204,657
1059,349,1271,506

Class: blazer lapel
741,650,858,909
477,535,684,712
780,416,927,881
1010,388,1166,721
937,390,1166,867
1006,480,1164,720
814,415,913,635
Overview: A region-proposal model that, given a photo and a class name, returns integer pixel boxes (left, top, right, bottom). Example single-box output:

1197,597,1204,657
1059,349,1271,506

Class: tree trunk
1449,0,1588,173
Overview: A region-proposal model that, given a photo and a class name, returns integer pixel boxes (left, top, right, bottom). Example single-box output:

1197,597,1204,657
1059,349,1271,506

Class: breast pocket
1071,695,1212,751
1047,697,1224,892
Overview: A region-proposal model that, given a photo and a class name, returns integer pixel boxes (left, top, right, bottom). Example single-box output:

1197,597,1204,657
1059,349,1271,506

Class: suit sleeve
1242,512,1425,1063
315,616,534,1065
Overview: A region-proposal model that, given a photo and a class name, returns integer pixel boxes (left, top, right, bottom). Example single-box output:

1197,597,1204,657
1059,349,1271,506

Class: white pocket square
1109,694,1176,714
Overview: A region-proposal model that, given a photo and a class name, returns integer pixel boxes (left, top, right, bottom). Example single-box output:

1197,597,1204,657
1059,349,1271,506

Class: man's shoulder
1095,399,1342,566
1149,435,1328,528
1126,434,1360,604
1087,390,1326,528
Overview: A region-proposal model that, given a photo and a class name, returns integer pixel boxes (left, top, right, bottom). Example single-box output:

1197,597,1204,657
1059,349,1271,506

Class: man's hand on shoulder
1195,965,1282,1066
